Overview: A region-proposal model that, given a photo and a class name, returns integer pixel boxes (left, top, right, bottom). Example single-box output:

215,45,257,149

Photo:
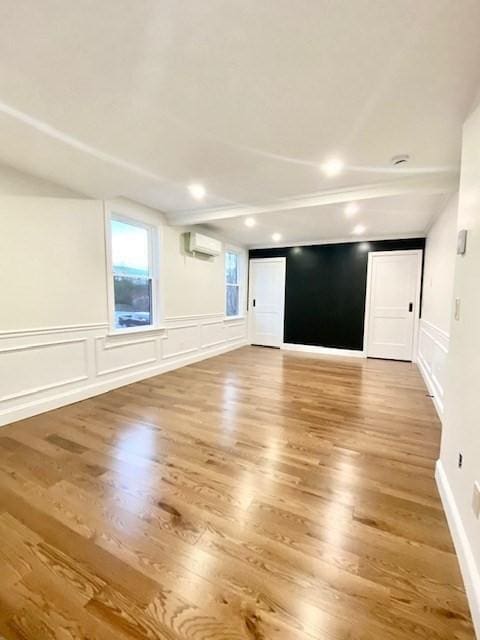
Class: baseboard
436,460,480,638
282,343,365,358
0,339,248,427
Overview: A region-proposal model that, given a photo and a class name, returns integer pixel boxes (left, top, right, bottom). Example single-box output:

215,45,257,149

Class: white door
248,258,286,347
365,250,422,361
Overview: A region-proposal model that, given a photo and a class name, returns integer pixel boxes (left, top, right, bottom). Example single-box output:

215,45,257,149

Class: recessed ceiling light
188,183,206,200
245,217,256,227
353,224,366,235
321,158,344,177
272,232,282,242
345,202,359,217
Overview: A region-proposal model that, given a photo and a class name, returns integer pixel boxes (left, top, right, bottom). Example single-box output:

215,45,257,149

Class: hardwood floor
0,346,474,640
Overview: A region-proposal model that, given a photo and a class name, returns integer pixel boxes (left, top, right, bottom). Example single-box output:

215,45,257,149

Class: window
225,251,240,316
110,217,154,330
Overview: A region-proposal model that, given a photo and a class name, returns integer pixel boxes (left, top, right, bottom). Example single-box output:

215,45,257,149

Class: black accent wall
249,238,426,351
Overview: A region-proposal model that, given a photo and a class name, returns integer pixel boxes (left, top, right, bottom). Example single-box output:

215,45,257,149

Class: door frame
363,249,423,362
248,257,286,347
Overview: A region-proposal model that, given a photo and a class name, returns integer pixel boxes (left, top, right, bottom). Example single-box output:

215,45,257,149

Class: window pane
225,252,238,285
111,219,149,277
226,285,239,316
113,276,152,328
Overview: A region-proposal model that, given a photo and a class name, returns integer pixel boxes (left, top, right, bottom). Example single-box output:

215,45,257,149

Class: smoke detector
391,154,410,166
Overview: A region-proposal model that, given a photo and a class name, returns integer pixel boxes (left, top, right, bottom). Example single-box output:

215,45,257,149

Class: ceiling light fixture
272,232,282,242
244,217,256,227
345,202,359,217
352,224,366,235
321,158,344,177
188,183,206,200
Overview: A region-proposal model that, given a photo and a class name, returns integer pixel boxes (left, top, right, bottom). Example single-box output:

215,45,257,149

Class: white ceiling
0,0,479,245
204,192,451,248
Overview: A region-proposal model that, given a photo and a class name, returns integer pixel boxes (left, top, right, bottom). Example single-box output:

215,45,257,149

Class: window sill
107,325,166,337
224,315,246,322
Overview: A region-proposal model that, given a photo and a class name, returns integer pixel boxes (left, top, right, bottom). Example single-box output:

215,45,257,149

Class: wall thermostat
457,229,468,255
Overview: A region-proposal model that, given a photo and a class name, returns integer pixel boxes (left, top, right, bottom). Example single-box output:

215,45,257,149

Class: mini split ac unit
187,232,222,257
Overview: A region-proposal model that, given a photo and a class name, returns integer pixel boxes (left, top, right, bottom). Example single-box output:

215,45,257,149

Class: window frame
224,248,245,319
105,210,160,334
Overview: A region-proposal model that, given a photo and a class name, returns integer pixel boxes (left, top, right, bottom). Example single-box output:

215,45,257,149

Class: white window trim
104,206,162,334
224,246,246,320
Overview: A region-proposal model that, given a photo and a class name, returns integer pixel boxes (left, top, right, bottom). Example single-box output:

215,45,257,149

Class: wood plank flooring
0,346,474,639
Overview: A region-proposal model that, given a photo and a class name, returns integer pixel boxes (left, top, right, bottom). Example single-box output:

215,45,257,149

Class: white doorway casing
248,258,286,347
364,250,422,361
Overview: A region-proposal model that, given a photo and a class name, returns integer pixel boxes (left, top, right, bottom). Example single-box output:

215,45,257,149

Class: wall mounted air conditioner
187,232,222,257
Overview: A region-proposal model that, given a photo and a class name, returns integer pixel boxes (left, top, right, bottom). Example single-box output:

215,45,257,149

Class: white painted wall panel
95,335,158,376
201,320,226,348
162,324,200,359
0,337,88,402
0,316,247,426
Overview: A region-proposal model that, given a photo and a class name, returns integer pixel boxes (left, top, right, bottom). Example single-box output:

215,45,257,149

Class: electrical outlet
472,482,480,519
458,453,463,468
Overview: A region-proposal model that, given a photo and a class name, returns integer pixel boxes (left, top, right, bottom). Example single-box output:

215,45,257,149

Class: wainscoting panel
162,323,200,359
417,319,450,419
0,336,88,403
201,320,226,349
94,335,158,377
0,314,248,426
226,319,248,342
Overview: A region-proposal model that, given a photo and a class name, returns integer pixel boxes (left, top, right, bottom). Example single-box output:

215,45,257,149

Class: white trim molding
0,316,248,427
0,322,108,338
282,343,365,358
436,461,480,637
167,173,457,226
417,318,450,420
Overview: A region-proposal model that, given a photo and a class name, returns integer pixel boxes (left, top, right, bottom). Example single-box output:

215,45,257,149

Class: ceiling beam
166,173,458,226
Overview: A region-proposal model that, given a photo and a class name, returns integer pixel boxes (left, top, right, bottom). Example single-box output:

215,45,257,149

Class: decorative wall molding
417,318,450,420
0,316,248,427
94,335,158,377
436,461,480,638
162,323,201,360
164,312,225,322
0,337,89,403
0,322,109,338
282,343,365,358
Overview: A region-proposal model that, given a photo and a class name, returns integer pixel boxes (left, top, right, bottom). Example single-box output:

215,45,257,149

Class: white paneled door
365,250,422,361
248,258,286,347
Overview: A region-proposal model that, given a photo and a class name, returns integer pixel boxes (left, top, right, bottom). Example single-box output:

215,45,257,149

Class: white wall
0,197,107,330
436,103,480,637
0,193,248,426
0,161,82,197
422,195,458,333
163,224,226,319
417,194,458,418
